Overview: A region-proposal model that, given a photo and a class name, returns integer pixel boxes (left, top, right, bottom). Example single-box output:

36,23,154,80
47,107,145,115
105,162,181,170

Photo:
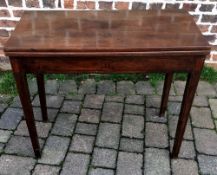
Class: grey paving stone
51,113,77,136
193,96,208,107
0,155,36,175
33,107,58,122
198,154,217,175
174,80,186,95
70,134,95,153
92,147,117,168
96,123,120,149
146,108,167,123
0,143,4,153
75,122,97,136
61,101,81,114
209,98,217,119
168,102,181,115
155,81,163,95
5,135,44,157
135,81,154,95
11,96,33,108
124,104,144,115
194,128,217,155
10,96,22,108
145,122,168,148
122,114,144,139
15,120,52,138
197,81,216,96
39,136,70,165
0,129,12,143
61,153,90,175
97,80,115,95
33,164,60,175
0,103,7,113
10,96,23,108
101,102,123,123
215,120,217,130
125,95,144,105
105,95,124,103
59,80,77,95
120,138,143,153
83,95,105,109
32,95,64,108
144,148,170,175
65,94,84,101
156,81,176,95
191,107,214,129
28,78,38,95
170,83,177,95
117,81,135,95
0,108,23,130
169,95,183,102
117,152,143,175
78,79,96,94
79,108,100,123
170,140,196,159
89,168,114,175
45,79,59,94
146,96,161,108
168,115,193,140
172,159,199,175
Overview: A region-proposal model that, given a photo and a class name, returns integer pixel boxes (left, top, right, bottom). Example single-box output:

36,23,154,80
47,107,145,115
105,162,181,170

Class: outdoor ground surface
0,79,217,175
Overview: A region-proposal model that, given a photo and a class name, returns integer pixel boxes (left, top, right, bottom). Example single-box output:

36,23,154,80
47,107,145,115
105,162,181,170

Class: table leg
13,72,41,158
36,73,48,121
171,71,200,158
159,73,173,117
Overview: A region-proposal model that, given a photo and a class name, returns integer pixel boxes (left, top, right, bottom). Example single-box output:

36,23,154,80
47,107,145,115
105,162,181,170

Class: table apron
11,56,203,74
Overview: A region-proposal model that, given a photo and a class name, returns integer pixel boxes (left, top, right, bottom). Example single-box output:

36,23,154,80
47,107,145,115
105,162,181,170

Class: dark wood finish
4,10,210,159
21,56,199,74
10,59,41,158
171,59,204,157
5,10,210,56
36,73,48,121
159,73,173,117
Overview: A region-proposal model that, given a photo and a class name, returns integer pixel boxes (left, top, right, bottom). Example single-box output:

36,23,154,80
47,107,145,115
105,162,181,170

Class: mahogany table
4,10,210,158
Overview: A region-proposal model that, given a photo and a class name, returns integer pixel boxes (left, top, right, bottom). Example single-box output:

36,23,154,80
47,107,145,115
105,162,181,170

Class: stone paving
0,79,217,175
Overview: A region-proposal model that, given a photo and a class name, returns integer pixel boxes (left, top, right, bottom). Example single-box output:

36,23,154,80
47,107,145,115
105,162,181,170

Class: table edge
5,50,211,57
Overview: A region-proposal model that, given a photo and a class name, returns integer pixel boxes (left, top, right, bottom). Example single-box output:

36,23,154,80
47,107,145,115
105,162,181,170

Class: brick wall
0,0,217,67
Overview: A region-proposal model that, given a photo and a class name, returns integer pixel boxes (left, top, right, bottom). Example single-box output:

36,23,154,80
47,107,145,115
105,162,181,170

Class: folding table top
4,10,210,56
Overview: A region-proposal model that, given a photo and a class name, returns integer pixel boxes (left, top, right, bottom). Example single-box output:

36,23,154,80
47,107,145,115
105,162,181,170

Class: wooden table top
5,10,210,56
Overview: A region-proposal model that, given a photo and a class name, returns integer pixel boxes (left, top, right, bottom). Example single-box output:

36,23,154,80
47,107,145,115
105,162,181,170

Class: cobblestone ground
0,79,217,175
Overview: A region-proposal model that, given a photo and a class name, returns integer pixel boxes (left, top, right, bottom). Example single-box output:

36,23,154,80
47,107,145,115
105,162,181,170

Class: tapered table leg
36,73,48,121
171,71,201,158
13,72,41,158
159,73,173,117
